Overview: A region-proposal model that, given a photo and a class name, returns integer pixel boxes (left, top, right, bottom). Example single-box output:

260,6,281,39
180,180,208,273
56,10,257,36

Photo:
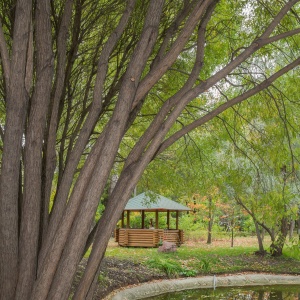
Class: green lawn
103,236,300,278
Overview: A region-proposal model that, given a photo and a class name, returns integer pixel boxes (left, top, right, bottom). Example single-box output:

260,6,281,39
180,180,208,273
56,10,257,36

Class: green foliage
97,273,108,283
284,238,300,260
197,259,211,272
105,237,300,277
146,257,183,278
179,269,197,277
158,238,163,247
179,214,206,233
126,211,179,229
146,256,198,278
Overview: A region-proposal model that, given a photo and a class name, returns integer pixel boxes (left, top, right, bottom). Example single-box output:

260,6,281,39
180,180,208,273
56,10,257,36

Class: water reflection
143,285,300,300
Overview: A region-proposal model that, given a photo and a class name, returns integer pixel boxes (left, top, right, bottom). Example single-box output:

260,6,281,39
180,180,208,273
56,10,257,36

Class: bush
284,238,300,260
146,257,182,278
146,257,198,278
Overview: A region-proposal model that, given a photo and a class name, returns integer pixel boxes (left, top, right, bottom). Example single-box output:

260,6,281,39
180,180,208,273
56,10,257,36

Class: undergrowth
100,237,300,278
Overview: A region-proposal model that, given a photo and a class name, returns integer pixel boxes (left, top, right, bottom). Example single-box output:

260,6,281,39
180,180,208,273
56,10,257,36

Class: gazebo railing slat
117,228,183,247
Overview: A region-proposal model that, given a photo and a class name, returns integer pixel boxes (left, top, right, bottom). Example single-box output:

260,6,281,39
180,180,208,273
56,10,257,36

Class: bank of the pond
78,237,300,299
107,274,300,300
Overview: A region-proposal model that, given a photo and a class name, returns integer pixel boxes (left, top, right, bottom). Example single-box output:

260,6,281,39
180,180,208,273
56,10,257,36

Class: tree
219,130,300,256
1,0,300,299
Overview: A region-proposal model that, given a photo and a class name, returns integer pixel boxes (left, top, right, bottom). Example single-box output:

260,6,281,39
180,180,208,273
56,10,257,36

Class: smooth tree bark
269,217,290,257
289,219,295,240
254,221,265,254
298,209,300,239
0,0,32,298
0,0,300,299
207,196,213,244
15,0,53,298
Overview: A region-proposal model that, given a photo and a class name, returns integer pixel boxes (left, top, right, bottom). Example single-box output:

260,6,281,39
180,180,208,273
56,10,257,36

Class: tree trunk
270,217,289,257
207,217,213,244
297,209,300,240
15,0,53,298
254,221,265,254
289,219,295,241
38,0,135,272
41,0,74,242
207,196,213,244
0,1,32,298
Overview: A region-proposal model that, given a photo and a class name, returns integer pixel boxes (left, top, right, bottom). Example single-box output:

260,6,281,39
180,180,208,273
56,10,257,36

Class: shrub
146,257,182,278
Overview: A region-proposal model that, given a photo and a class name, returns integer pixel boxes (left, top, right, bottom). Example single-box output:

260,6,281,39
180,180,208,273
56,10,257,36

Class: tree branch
235,196,274,240
125,0,217,168
157,56,300,155
132,0,215,109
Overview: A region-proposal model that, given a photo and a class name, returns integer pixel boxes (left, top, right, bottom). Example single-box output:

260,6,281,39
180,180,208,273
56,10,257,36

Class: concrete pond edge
107,274,300,300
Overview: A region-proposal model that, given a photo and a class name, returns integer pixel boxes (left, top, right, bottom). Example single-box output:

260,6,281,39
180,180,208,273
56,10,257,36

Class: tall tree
217,109,300,256
1,0,300,299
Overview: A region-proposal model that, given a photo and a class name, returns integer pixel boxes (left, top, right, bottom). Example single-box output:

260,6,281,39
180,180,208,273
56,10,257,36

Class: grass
103,236,300,279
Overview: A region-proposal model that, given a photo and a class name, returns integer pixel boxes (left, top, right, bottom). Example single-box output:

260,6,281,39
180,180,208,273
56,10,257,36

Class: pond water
143,285,300,300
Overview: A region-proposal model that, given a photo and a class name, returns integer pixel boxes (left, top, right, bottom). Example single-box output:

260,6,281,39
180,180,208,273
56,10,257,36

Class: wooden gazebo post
126,211,130,228
167,210,170,229
141,210,145,229
155,210,159,229
176,211,179,230
121,211,124,228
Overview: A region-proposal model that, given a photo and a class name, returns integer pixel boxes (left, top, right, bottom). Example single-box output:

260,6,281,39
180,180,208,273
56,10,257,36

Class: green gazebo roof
124,192,191,212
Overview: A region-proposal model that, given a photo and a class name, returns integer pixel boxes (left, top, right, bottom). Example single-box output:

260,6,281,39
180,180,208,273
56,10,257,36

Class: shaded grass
104,237,300,279
77,237,300,298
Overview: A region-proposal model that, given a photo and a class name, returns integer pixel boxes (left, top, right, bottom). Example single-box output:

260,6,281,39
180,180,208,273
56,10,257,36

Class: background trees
1,0,300,299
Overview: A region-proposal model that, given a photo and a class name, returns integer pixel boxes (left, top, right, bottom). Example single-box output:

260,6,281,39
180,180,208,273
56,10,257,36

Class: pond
143,285,300,300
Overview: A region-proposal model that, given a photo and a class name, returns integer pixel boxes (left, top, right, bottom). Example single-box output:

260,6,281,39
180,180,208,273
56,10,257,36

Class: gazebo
115,192,191,247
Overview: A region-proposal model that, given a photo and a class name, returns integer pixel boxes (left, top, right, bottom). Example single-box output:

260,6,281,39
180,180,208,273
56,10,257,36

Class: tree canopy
1,0,300,299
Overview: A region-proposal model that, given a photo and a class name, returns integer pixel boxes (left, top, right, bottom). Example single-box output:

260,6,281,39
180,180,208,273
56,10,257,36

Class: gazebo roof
124,192,191,212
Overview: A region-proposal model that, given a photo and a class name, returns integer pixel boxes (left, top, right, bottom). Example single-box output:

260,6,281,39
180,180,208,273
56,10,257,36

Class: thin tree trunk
85,261,103,300
297,209,300,240
254,221,265,254
32,3,163,298
0,1,32,298
46,3,165,299
38,0,135,270
15,0,53,298
73,165,143,299
207,218,213,244
132,0,213,109
41,0,74,241
270,217,289,257
207,196,213,244
231,226,234,248
289,219,295,241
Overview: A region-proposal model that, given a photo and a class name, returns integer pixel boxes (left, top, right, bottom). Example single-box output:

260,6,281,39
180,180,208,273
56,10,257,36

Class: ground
73,257,167,299
73,237,300,299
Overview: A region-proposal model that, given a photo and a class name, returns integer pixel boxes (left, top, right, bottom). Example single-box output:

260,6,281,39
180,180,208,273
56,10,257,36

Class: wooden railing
115,228,184,247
